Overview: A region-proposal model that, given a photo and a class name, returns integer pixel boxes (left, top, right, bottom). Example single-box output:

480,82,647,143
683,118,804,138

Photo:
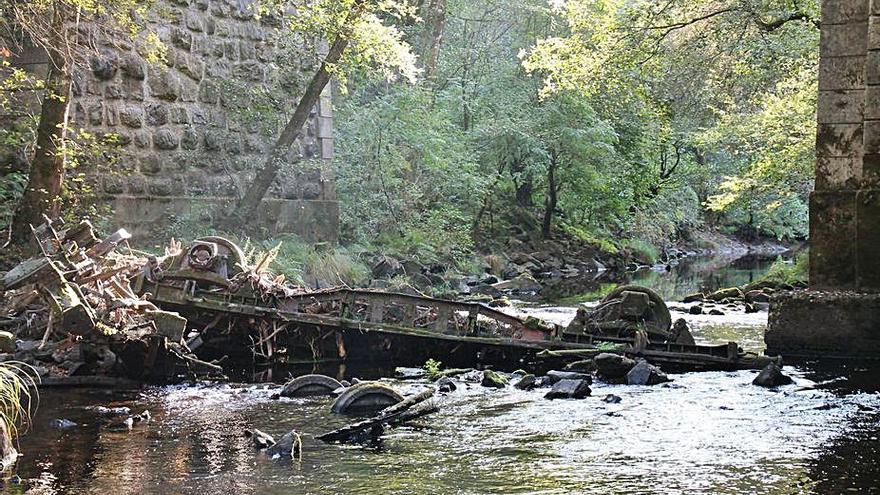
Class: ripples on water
11,368,880,495
7,254,880,494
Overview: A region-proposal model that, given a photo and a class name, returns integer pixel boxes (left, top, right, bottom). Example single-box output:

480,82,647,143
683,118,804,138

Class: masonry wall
811,0,880,290
9,0,337,242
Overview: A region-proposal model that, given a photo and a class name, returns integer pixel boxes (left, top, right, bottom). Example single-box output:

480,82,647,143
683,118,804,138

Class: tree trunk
419,0,447,79
229,7,362,226
542,155,558,239
10,51,70,244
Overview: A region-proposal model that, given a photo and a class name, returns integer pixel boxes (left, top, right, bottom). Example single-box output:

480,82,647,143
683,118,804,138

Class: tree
2,0,160,244
229,0,418,226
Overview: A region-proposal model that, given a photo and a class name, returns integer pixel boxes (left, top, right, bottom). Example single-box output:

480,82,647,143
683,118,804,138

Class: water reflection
9,367,880,495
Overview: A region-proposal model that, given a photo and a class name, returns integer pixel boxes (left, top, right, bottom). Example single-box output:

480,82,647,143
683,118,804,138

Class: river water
5,254,880,494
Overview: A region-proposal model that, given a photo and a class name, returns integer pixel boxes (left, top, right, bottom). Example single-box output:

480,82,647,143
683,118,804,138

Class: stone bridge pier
766,0,880,358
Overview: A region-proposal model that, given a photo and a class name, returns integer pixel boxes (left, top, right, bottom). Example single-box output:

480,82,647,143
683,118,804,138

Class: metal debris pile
0,219,303,383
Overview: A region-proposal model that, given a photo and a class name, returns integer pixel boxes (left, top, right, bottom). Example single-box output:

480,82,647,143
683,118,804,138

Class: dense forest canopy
336,0,817,263
0,0,818,271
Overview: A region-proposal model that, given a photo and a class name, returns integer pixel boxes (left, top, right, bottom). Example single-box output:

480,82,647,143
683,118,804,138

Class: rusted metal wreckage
1,220,778,383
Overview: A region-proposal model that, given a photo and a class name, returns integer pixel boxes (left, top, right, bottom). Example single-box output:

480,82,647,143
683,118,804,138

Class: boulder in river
744,290,771,303
626,361,670,386
481,370,508,388
752,363,793,388
602,394,622,404
514,374,537,390
246,428,275,449
544,379,591,399
544,370,592,385
435,376,457,392
688,305,703,315
706,287,744,302
593,353,636,379
492,273,541,293
682,292,705,303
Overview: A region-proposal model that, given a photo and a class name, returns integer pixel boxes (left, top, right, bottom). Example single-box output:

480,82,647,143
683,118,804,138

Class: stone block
810,190,857,289
767,291,880,358
868,50,880,85
863,153,880,186
139,154,162,175
865,86,880,119
198,79,220,104
820,22,869,57
169,106,189,124
89,53,118,80
153,128,180,150
184,10,205,32
865,120,880,153
816,123,864,157
119,106,145,128
817,90,864,123
121,53,147,79
856,189,880,288
148,67,182,101
104,84,124,99
870,15,880,49
819,53,866,90
87,103,104,126
146,103,169,126
170,28,193,51
822,0,869,24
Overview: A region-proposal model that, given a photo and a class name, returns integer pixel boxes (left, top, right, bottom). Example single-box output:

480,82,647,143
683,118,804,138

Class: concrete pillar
766,0,880,358
810,0,880,291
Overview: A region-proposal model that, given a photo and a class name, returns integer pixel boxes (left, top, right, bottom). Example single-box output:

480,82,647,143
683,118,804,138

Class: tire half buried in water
331,382,404,414
281,374,344,398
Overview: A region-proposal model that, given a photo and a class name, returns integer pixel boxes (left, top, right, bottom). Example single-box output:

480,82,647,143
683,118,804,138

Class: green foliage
0,362,39,442
423,358,442,379
623,238,659,265
763,251,809,286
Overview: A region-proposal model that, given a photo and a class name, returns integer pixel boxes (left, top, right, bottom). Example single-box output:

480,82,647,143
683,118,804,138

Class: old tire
280,374,343,398
196,236,247,274
330,381,403,414
600,285,672,339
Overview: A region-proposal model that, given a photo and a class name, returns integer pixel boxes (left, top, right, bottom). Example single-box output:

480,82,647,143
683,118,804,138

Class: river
5,254,880,494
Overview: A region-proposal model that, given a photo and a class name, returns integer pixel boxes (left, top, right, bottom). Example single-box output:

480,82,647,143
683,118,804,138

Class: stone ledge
109,195,338,244
766,290,880,359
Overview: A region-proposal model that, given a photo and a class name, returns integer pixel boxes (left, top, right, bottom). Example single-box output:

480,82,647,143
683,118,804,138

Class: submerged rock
752,363,793,388
246,428,275,449
602,394,622,404
481,370,508,388
626,361,670,386
514,374,537,390
50,418,77,429
593,353,636,379
266,429,302,458
91,406,131,416
544,379,591,399
435,376,457,392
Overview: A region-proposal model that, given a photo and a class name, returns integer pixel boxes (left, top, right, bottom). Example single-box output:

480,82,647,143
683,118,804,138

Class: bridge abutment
766,0,880,358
